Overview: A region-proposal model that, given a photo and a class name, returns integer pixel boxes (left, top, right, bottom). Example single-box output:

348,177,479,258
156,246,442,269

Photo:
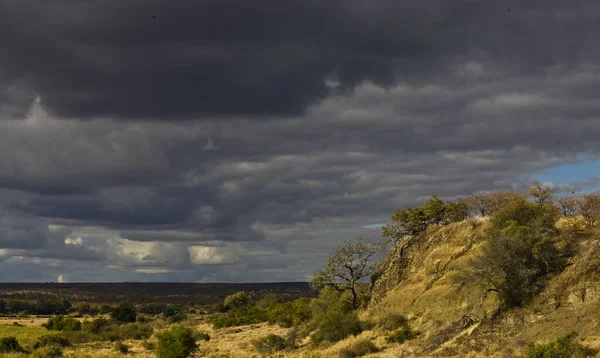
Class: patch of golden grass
0,324,51,349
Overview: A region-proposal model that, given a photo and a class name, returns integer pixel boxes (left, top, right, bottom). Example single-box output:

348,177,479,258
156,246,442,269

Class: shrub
515,332,597,358
111,301,137,323
194,331,211,342
310,309,362,344
156,325,199,358
465,199,564,308
43,316,82,331
211,305,268,328
338,339,379,358
139,302,167,315
84,317,111,334
142,339,156,351
115,341,130,354
224,291,250,309
266,297,312,328
377,313,408,331
33,346,63,357
34,335,72,349
385,327,419,344
0,336,26,353
252,334,288,357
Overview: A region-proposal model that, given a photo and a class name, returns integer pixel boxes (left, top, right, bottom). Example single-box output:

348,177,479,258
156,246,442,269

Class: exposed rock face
366,218,600,357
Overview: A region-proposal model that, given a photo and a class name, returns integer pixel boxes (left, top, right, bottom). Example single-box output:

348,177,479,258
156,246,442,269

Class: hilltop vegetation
1,183,600,357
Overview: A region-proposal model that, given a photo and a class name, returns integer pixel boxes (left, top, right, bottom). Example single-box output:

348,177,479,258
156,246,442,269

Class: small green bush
252,334,288,357
310,309,362,344
34,335,72,349
338,339,379,358
43,316,82,331
194,331,211,341
68,320,153,342
515,332,597,358
224,291,250,309
115,341,130,354
156,325,199,358
385,327,419,344
0,336,26,353
33,346,63,357
111,301,137,323
266,297,312,328
211,305,268,328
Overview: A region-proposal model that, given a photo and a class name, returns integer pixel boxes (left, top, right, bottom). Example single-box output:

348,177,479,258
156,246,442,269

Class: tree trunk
351,285,358,309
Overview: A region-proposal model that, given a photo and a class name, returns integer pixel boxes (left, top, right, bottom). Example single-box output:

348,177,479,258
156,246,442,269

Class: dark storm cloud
1,0,599,119
2,1,600,282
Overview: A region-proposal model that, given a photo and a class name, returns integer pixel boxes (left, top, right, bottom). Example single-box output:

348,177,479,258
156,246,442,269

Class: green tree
310,238,382,308
224,291,250,309
465,198,562,308
527,181,555,205
578,192,600,228
111,301,137,323
156,325,199,358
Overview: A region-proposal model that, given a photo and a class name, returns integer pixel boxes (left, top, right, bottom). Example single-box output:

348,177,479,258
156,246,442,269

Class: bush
69,320,153,342
0,336,26,353
465,199,564,308
338,339,379,358
211,305,268,328
266,297,312,327
115,341,130,354
224,291,250,309
310,309,362,344
377,313,408,331
304,288,362,344
252,334,288,357
34,335,72,349
515,332,597,358
194,331,211,342
111,301,137,323
156,325,199,358
43,316,82,331
385,327,419,344
139,302,167,315
142,339,156,351
33,346,63,357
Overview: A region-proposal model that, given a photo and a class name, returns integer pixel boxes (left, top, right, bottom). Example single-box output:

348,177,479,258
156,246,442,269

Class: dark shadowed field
0,282,313,305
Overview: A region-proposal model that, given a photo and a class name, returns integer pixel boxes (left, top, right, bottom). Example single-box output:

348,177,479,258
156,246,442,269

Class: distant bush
0,336,26,354
224,291,250,309
115,341,130,354
74,303,98,316
139,302,167,315
111,301,137,323
34,335,72,349
515,332,597,358
84,318,111,334
385,327,419,344
43,316,82,331
69,319,152,342
377,313,408,331
211,305,268,328
156,325,199,358
338,339,379,358
252,334,288,357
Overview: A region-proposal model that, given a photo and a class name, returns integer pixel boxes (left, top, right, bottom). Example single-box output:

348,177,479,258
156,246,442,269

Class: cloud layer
1,1,599,282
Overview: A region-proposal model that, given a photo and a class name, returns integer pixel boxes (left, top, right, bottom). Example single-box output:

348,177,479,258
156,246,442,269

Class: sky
1,0,600,283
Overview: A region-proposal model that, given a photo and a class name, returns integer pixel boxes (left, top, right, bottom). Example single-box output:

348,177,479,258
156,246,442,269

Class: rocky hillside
365,217,600,357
